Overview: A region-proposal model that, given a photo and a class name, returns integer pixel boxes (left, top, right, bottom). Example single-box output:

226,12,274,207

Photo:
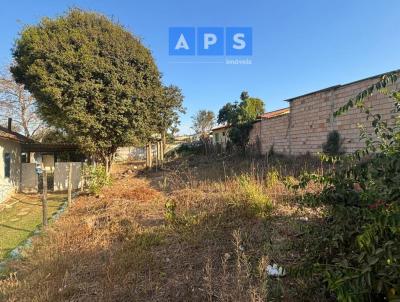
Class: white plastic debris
299,216,309,221
224,253,231,260
266,264,286,277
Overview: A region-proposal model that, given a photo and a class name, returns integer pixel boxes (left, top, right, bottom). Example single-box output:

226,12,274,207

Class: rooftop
0,125,35,143
0,123,79,152
211,124,230,131
259,107,290,119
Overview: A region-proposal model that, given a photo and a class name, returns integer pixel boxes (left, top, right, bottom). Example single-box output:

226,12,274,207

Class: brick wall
250,115,290,154
250,75,399,155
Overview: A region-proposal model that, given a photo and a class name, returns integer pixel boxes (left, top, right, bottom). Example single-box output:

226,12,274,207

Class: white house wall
0,139,21,202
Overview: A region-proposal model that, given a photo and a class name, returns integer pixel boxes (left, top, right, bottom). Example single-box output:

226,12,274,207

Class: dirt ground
0,157,328,301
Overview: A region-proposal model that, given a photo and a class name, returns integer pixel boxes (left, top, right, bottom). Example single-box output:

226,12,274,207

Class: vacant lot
0,155,329,301
0,193,66,260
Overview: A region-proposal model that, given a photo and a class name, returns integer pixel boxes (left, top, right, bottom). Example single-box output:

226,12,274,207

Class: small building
0,118,82,201
0,122,30,201
211,124,230,149
211,109,290,151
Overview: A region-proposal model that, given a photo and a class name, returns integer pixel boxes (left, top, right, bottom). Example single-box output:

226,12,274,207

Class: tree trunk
161,131,166,155
105,156,109,175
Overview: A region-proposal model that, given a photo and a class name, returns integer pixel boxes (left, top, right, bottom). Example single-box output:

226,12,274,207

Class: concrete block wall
21,163,38,193
54,162,82,191
251,75,399,155
250,115,290,154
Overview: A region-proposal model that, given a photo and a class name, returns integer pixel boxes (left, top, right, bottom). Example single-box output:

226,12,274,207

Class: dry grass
0,154,329,301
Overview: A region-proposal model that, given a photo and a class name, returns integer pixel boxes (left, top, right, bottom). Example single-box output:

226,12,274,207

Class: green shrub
165,142,203,159
322,130,344,155
84,165,111,195
295,73,400,301
164,199,177,223
237,175,272,216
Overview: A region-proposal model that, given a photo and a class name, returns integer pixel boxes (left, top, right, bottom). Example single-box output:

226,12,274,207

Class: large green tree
11,9,163,169
217,91,264,152
156,85,185,149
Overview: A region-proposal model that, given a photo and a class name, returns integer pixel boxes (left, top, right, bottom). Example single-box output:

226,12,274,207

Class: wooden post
148,143,152,168
80,163,85,193
146,145,149,167
155,142,159,170
68,162,72,206
160,140,164,168
42,170,48,227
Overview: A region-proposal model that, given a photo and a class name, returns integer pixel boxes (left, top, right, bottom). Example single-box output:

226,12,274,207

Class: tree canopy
218,95,264,125
11,9,163,163
155,85,185,147
217,91,265,151
192,110,215,138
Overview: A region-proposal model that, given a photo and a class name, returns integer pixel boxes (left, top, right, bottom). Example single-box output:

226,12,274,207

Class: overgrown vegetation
0,153,327,301
291,71,400,301
217,91,264,152
1,72,399,301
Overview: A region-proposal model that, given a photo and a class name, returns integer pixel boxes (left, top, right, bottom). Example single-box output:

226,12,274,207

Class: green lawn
0,193,66,260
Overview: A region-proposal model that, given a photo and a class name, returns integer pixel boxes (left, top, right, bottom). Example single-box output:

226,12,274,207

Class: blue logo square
197,27,224,56
169,27,195,56
226,27,252,56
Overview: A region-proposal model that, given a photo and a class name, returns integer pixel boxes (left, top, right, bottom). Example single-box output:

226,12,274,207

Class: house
0,119,31,201
211,118,268,150
0,118,82,201
211,124,230,149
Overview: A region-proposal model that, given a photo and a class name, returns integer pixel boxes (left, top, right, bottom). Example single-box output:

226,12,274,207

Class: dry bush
203,230,269,302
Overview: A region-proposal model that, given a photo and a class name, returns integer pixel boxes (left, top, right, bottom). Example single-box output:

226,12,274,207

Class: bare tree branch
0,65,45,137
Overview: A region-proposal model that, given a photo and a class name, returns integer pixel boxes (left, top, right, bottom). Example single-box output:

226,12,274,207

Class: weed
265,168,280,188
237,175,272,217
164,199,177,223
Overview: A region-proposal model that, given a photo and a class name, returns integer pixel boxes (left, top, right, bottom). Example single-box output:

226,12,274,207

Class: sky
0,0,399,134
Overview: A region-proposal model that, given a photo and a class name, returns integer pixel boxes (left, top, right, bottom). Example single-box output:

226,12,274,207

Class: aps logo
169,27,252,56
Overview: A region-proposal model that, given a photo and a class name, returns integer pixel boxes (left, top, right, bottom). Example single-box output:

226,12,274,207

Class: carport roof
21,143,79,153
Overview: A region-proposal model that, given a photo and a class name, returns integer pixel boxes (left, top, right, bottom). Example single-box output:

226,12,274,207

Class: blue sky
1,0,399,134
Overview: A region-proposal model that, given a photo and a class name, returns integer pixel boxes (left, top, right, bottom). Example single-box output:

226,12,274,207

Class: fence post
80,163,85,193
146,145,149,167
145,145,148,167
42,170,48,227
148,143,152,168
160,140,164,168
68,162,72,206
155,142,159,170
